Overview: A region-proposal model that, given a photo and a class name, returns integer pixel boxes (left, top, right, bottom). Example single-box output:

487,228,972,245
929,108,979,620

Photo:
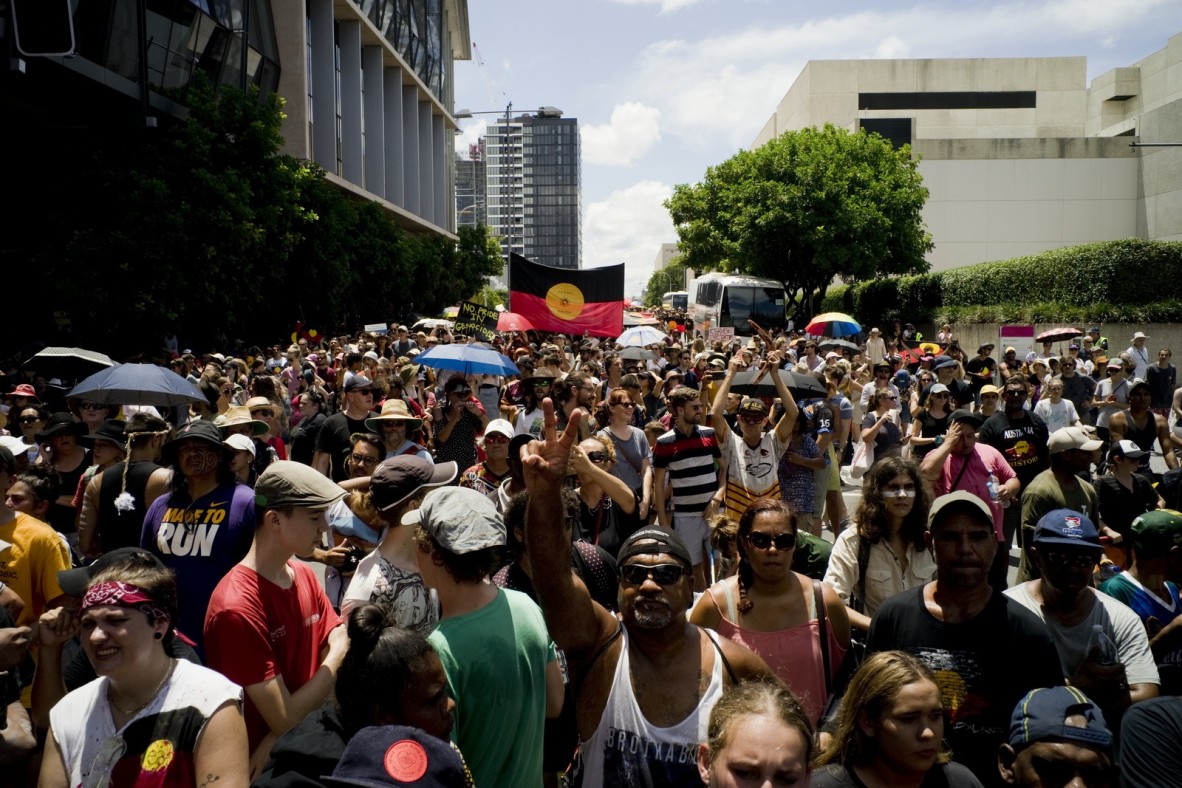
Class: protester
696,679,813,788
313,375,376,482
431,376,487,473
997,686,1117,788
457,418,512,499
1108,380,1176,477
595,386,653,511
203,461,350,774
39,558,248,787
813,650,982,788
366,398,431,462
867,491,1063,784
825,457,935,632
1033,376,1081,433
1118,695,1182,788
861,388,908,463
909,382,953,459
288,389,326,466
1096,440,1161,559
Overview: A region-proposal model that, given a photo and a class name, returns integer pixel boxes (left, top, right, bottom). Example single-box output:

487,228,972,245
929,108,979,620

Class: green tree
665,123,932,323
644,260,688,306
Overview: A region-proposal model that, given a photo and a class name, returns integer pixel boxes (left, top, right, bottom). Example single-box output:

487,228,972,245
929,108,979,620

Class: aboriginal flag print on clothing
509,253,624,338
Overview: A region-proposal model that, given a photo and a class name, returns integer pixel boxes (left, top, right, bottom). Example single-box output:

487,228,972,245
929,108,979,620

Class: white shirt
1128,344,1151,381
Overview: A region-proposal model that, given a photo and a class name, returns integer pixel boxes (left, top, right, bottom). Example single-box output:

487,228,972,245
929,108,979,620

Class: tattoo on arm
198,775,220,788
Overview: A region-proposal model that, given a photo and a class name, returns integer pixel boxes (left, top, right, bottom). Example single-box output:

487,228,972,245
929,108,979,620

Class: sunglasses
746,532,797,551
79,402,105,410
1041,550,1098,570
19,416,41,424
484,434,509,444
252,408,275,418
619,563,687,586
613,401,635,409
739,414,764,423
532,380,551,388
586,451,610,464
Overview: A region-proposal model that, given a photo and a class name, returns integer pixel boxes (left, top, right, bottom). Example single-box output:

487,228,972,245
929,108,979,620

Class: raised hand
522,398,582,490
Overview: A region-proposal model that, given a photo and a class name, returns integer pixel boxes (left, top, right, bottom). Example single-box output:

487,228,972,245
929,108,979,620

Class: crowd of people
1,318,1180,787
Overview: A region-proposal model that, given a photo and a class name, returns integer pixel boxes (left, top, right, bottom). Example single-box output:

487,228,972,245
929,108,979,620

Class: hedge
819,239,1182,327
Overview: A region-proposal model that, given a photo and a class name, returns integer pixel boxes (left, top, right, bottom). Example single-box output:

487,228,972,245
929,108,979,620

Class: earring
154,632,163,640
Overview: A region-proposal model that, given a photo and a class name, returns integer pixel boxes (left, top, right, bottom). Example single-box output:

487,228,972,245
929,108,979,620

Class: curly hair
853,456,930,551
735,498,797,614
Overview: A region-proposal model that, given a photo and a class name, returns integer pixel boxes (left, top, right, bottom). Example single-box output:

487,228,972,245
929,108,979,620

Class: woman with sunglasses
861,388,908,464
571,436,642,559
39,560,248,787
432,376,487,474
824,456,935,634
907,371,934,420
14,404,50,463
595,388,653,517
908,382,953,460
690,498,849,726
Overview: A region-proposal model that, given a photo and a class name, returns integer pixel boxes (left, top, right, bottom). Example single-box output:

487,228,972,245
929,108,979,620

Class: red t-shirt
204,560,340,751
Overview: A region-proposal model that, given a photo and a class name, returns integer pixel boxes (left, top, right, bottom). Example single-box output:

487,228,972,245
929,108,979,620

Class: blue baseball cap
931,355,958,370
1033,509,1101,549
1009,686,1112,752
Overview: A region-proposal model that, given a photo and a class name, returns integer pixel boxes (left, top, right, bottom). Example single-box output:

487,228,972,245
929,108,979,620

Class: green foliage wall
821,239,1182,327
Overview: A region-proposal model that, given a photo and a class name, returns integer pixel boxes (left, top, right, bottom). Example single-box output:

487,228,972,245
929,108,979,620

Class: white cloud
607,0,705,14
582,102,663,166
584,180,676,298
454,119,488,157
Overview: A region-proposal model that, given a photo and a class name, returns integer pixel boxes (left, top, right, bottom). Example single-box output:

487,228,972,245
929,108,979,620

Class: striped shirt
653,425,721,513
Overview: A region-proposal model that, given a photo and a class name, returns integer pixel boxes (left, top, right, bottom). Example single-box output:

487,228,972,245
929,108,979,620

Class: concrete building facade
753,33,1182,271
456,140,487,230
485,108,582,269
653,242,682,272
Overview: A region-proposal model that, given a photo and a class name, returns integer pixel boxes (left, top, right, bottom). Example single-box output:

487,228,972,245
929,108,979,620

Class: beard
630,595,674,630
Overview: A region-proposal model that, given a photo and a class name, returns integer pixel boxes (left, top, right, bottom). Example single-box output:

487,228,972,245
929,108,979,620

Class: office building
754,33,1182,270
456,140,487,230
485,108,582,269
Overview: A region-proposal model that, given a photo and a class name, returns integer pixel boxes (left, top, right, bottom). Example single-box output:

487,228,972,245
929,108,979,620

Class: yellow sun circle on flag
141,739,175,771
545,283,584,321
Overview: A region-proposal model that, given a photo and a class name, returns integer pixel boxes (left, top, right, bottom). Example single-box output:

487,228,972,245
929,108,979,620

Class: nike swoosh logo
208,501,228,508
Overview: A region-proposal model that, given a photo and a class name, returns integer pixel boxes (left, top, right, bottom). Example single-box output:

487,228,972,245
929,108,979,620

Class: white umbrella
617,326,668,347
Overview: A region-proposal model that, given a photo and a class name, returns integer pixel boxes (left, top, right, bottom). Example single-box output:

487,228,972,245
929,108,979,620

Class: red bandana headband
81,581,196,647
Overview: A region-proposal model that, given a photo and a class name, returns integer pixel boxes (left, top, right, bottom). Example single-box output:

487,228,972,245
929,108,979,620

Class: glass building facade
485,111,581,269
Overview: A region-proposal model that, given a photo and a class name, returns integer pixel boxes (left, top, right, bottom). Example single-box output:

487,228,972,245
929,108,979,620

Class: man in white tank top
521,400,775,786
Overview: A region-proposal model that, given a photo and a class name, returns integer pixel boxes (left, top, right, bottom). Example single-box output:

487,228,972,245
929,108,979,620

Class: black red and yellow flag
509,254,625,338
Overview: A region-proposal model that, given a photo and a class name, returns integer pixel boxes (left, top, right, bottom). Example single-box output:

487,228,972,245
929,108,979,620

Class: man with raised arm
522,401,776,787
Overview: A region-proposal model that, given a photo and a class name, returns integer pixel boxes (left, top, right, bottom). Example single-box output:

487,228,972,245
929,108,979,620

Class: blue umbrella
67,363,208,407
414,343,520,377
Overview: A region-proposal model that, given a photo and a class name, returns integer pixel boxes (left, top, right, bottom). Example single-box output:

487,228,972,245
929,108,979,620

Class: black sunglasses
619,563,686,585
746,532,797,551
586,451,610,464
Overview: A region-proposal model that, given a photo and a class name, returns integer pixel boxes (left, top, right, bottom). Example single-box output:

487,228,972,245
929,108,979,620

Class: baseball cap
323,725,468,787
1088,327,1101,334
403,486,505,553
58,546,167,598
979,384,1000,396
617,526,693,568
927,383,950,396
738,398,768,416
223,433,256,457
931,355,957,370
1032,509,1101,549
255,460,345,509
1109,439,1148,462
1008,686,1112,752
344,375,375,391
484,418,514,441
370,457,458,512
1048,426,1103,454
1130,509,1182,554
948,408,983,427
928,491,994,531
1106,359,1124,369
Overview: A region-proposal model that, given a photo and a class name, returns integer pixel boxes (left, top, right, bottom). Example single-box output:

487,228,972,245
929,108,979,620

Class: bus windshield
720,286,785,326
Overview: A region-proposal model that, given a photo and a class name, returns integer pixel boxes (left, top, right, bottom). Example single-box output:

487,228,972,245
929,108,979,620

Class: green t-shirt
429,587,557,788
1017,469,1099,581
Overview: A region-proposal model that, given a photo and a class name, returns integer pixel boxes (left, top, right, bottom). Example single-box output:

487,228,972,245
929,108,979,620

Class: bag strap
814,579,832,698
950,451,973,491
853,534,872,615
700,626,739,685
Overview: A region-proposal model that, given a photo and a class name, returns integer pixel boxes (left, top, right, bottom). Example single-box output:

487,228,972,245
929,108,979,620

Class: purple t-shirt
140,482,256,655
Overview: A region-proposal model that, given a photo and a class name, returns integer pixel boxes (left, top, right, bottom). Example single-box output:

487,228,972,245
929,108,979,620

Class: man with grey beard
522,400,774,787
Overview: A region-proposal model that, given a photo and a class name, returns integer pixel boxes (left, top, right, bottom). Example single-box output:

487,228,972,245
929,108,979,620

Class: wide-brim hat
161,419,230,464
78,419,127,449
214,406,269,436
365,398,423,432
6,383,38,401
35,412,86,442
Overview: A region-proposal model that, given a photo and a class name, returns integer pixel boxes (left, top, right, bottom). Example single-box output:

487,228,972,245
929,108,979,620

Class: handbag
850,440,874,479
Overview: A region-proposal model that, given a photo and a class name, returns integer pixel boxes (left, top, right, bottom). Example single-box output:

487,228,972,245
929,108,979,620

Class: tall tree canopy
665,123,933,323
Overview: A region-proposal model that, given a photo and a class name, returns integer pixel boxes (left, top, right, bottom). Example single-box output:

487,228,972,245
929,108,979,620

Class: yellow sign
546,283,584,321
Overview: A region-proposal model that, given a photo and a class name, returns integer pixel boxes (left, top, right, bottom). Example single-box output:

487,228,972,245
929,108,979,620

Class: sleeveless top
98,460,162,551
709,578,844,725
578,628,725,787
1123,412,1158,473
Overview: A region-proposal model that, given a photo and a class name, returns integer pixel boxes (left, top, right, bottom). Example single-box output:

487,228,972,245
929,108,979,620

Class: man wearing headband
522,401,774,786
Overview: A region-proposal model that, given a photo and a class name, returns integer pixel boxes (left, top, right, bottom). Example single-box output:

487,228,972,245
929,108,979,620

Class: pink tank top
710,580,845,725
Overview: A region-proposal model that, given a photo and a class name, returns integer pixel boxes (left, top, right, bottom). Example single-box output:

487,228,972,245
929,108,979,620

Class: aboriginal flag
509,253,625,338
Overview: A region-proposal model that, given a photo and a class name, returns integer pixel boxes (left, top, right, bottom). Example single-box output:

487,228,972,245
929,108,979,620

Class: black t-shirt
290,410,327,466
576,491,642,559
1146,364,1177,410
1097,473,1158,539
914,411,951,459
315,412,373,482
964,357,997,392
811,762,984,788
977,412,1050,490
867,587,1064,787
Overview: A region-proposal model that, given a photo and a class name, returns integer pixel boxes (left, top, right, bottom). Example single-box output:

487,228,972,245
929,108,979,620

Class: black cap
343,375,374,391
370,457,458,512
949,408,983,426
58,547,166,598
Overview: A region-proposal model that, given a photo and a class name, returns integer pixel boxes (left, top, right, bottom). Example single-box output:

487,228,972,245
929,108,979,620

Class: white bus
690,273,787,336
661,290,688,311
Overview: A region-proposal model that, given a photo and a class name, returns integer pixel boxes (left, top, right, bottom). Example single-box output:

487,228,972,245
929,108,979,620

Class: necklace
108,658,176,718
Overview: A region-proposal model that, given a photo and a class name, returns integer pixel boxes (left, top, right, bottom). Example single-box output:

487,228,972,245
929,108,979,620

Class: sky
452,0,1181,299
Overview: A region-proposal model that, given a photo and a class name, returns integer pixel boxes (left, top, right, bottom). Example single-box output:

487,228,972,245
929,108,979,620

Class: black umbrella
67,363,207,407
730,368,827,400
818,339,860,354
24,347,116,382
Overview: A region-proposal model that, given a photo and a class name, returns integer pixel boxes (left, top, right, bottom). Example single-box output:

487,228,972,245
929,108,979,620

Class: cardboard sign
456,301,499,342
363,322,388,336
709,326,735,343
